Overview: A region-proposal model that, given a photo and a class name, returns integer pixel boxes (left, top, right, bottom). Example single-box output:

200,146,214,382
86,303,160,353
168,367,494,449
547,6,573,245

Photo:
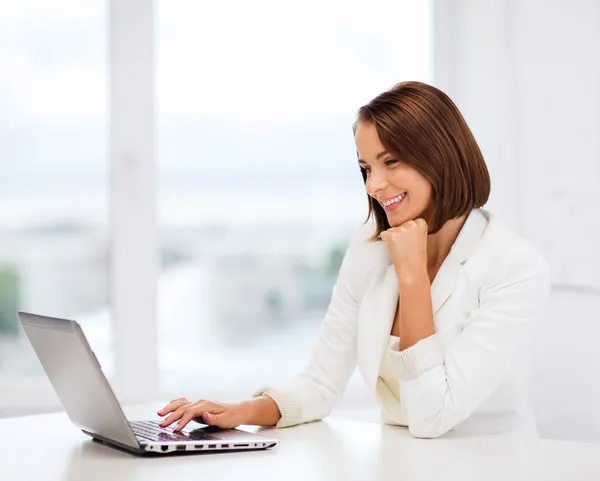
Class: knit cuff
252,386,302,428
389,334,444,380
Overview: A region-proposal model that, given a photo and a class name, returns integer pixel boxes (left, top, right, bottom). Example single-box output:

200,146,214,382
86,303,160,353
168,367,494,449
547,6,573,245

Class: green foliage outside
325,244,347,277
0,265,20,336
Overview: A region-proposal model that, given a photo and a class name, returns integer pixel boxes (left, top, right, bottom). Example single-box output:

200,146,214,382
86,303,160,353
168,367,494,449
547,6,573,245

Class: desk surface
2,404,599,481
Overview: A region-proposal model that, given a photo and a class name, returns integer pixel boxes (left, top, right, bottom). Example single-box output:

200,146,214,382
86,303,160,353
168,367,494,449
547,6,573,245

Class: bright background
1,0,599,442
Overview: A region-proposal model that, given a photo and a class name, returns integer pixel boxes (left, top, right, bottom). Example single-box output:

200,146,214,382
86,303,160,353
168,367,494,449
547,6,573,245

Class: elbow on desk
407,417,454,439
401,383,463,439
408,424,450,439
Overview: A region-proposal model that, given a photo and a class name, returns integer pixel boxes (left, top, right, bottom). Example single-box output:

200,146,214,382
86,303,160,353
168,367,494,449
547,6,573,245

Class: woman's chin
387,212,411,227
386,205,429,227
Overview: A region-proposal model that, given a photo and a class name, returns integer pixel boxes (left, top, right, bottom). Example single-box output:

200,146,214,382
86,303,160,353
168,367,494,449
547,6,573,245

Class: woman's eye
360,159,396,174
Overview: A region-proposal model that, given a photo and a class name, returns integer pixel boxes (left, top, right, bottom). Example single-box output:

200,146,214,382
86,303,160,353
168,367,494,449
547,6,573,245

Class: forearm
240,395,282,427
398,273,435,351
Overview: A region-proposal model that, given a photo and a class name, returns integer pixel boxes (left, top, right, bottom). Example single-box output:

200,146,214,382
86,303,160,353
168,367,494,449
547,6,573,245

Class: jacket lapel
357,262,399,390
357,208,488,390
431,208,488,315
430,250,462,316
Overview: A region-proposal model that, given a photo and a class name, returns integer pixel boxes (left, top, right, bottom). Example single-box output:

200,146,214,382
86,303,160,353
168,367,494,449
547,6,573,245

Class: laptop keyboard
130,420,221,443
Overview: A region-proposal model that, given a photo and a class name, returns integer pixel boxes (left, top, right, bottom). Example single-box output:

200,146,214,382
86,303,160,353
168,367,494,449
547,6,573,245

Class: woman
158,81,551,438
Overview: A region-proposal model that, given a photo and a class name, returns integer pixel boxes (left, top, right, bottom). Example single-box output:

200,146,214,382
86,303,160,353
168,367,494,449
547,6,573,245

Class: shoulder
473,209,551,294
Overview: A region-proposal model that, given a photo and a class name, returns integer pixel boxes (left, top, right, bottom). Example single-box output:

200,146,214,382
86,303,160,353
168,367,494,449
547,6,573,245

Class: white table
2,404,599,481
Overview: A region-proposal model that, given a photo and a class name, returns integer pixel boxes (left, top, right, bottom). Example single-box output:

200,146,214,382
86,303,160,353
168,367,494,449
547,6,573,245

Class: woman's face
355,121,432,228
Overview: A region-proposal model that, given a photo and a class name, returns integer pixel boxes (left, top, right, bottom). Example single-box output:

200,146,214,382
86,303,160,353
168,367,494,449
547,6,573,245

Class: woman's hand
380,218,429,283
157,397,250,432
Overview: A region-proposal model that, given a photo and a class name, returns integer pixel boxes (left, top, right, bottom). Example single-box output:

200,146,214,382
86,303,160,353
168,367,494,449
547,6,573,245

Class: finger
160,400,191,416
160,402,196,427
160,398,188,413
172,406,207,432
174,402,223,432
415,218,428,229
158,399,192,417
157,397,188,415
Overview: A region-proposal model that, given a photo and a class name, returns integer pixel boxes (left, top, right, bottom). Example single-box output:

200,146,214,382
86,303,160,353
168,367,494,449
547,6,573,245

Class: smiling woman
159,81,551,440
354,81,491,238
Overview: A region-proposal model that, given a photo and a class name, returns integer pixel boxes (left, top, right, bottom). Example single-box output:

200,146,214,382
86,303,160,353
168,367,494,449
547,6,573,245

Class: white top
379,335,402,406
253,209,551,438
2,406,600,481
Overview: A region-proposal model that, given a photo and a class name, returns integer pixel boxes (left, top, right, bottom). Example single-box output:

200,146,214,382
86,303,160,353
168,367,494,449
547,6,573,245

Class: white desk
2,404,599,481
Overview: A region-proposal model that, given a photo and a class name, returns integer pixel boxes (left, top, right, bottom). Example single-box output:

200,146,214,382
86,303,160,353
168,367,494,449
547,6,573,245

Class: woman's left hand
380,218,429,283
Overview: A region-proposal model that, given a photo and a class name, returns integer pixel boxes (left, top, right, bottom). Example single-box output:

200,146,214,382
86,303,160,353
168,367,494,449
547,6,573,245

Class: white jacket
253,208,551,438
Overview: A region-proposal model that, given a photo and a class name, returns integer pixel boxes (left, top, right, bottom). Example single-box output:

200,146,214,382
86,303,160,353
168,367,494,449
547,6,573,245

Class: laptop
18,311,279,455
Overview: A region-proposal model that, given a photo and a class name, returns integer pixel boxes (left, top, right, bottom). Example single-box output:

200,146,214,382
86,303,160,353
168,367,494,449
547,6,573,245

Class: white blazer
253,208,551,438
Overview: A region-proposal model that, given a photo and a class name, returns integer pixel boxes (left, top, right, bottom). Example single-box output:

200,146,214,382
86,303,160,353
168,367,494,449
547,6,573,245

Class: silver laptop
18,311,279,455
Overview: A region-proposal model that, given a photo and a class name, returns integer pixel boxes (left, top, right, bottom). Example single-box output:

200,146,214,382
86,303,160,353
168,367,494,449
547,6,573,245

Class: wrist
238,399,255,424
396,268,429,286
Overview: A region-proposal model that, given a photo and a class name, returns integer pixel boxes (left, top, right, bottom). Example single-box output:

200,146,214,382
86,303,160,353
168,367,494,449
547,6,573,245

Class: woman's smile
381,192,407,212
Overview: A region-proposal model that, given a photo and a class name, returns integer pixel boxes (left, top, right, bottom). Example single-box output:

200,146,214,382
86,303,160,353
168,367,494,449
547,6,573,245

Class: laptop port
161,445,169,452
233,444,249,447
176,445,186,451
194,445,204,449
221,444,229,448
208,444,217,448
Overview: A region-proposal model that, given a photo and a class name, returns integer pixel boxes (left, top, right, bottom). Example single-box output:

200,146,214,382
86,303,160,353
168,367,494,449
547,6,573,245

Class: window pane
0,2,109,392
157,0,432,402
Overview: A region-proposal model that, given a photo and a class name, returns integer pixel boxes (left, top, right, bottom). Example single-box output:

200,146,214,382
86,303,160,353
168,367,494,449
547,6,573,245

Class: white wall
512,0,600,288
434,0,600,288
434,0,600,441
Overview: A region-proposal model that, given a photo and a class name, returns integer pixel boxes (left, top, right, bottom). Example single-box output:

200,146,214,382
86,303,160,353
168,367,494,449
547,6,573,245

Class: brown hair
353,81,491,240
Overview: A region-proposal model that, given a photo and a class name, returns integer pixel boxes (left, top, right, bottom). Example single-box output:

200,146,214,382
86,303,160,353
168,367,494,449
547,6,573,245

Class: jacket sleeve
252,224,372,428
389,246,551,438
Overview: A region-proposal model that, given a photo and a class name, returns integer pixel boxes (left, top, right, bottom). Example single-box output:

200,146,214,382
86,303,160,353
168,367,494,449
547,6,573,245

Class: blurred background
1,0,599,442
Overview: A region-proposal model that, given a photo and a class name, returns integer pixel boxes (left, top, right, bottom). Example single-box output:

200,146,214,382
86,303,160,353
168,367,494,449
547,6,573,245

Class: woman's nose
366,169,388,196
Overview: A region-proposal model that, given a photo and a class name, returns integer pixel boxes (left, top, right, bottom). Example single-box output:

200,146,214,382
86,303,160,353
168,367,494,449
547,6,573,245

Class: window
156,0,432,402
0,1,109,413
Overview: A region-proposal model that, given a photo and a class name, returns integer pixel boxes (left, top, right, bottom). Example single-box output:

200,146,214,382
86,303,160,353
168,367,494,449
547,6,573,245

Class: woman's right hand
157,397,250,432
